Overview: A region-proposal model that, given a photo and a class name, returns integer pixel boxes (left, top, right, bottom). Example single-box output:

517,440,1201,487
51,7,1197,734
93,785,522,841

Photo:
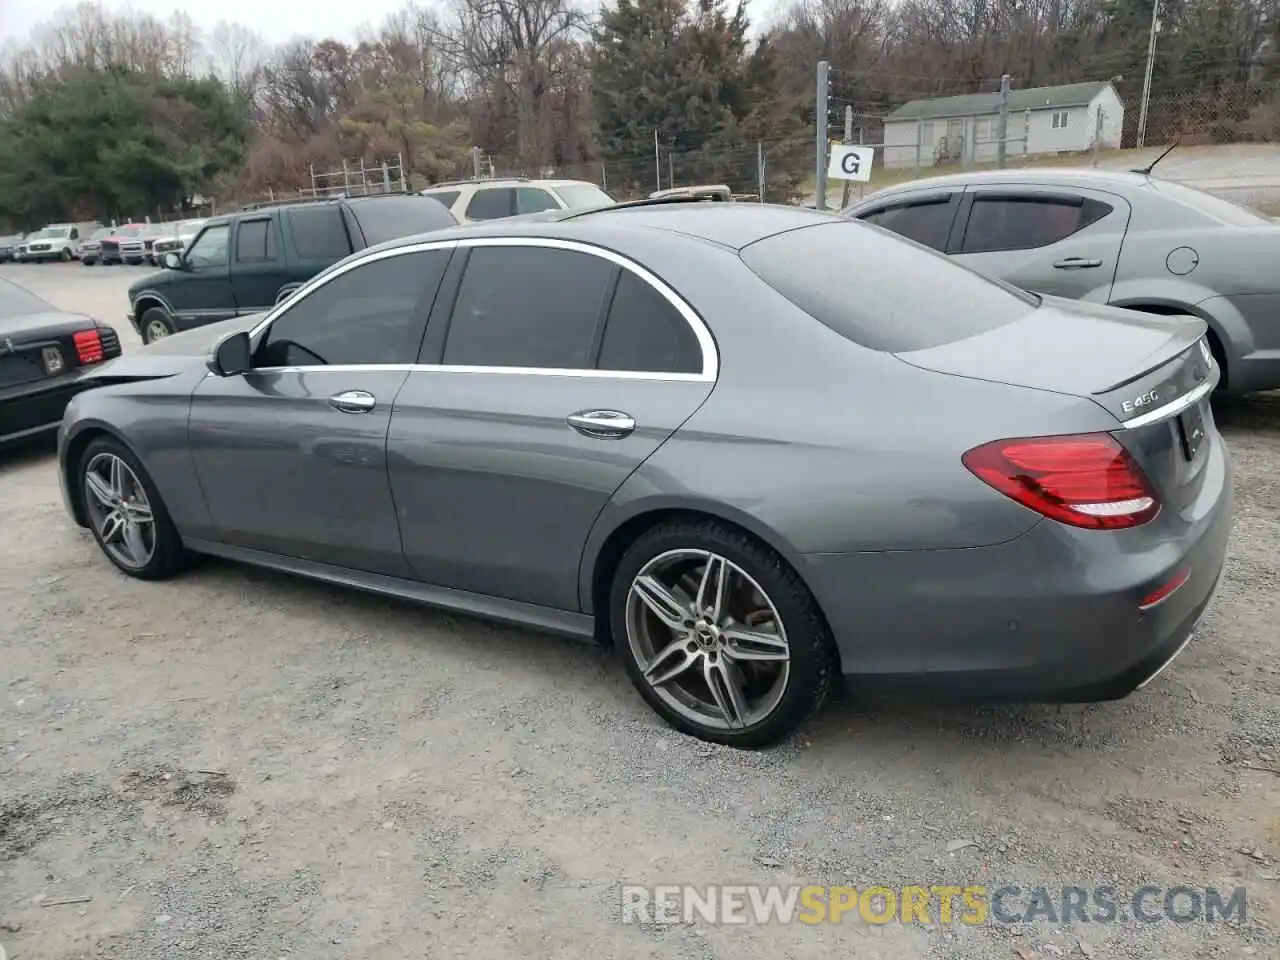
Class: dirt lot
1,262,1278,960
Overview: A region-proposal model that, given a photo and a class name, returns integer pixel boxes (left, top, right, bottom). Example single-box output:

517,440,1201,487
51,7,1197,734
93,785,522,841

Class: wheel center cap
694,620,719,647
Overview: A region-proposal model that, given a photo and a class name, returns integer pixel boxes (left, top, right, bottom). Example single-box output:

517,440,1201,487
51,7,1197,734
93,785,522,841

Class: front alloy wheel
612,521,836,748
83,452,156,571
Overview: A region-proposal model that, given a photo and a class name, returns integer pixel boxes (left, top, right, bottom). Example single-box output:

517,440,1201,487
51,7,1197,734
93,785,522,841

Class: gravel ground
1,262,1278,960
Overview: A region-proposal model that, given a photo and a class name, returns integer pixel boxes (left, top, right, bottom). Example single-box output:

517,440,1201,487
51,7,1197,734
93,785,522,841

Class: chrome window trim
248,235,719,382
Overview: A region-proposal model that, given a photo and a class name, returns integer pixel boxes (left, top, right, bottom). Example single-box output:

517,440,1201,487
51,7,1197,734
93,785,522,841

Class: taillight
73,329,105,364
962,432,1159,530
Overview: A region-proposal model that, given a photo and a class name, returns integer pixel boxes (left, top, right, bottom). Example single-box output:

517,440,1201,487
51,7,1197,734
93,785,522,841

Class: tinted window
597,271,701,374
959,196,1112,254
443,246,614,369
424,190,460,209
235,219,277,262
256,251,448,368
515,188,560,215
464,188,515,221
349,195,458,246
285,205,352,259
186,224,230,268
741,221,1038,353
860,198,955,251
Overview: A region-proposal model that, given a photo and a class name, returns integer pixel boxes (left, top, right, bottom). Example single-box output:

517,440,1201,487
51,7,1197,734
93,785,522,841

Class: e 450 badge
1122,390,1159,414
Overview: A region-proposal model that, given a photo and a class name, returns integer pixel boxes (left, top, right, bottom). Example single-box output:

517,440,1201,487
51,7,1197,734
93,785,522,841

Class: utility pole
654,129,661,192
996,74,1011,168
815,60,830,210
1137,0,1161,148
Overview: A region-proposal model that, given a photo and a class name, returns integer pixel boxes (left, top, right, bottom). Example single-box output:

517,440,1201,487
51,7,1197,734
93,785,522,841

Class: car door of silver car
387,238,717,612
187,247,452,576
948,185,1132,303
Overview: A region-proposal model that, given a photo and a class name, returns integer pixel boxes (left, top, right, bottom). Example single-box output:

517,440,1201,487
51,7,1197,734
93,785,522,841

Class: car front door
187,246,452,577
948,185,1132,303
229,215,283,316
388,238,716,611
172,223,236,328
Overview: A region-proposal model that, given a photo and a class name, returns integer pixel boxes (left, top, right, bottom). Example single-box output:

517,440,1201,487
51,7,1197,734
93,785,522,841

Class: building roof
887,81,1114,123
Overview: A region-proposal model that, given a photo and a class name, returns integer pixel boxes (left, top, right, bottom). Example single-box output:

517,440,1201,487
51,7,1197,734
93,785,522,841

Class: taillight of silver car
962,433,1159,531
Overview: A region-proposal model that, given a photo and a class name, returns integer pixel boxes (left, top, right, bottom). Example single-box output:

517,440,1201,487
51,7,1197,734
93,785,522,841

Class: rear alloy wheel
611,521,836,748
80,437,188,580
140,308,174,344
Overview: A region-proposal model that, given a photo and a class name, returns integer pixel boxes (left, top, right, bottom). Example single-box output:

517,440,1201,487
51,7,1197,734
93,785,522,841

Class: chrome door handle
328,390,377,414
1053,257,1102,269
566,410,636,439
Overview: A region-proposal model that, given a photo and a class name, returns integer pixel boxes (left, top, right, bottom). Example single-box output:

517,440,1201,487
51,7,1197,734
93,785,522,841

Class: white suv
421,178,614,222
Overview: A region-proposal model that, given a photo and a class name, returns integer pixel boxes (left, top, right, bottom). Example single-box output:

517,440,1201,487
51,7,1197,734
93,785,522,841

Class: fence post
815,60,830,210
359,156,367,194
840,105,855,210
668,151,674,190
601,163,608,192
756,141,764,202
996,74,1011,168
914,119,923,172
309,164,317,196
1093,108,1104,166
654,129,661,192
1024,109,1032,160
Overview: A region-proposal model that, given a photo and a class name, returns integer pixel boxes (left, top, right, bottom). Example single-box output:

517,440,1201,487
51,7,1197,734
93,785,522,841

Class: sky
1,0,777,52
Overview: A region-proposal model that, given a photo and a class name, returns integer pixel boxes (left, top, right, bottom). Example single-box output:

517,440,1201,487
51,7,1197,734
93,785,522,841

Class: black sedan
1,278,122,445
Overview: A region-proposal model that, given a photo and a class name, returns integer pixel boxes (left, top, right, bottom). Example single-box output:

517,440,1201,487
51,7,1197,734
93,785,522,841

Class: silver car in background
843,168,1280,395
57,202,1231,748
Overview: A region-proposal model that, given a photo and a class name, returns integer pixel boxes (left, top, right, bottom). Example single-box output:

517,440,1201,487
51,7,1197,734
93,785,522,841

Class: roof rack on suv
237,195,346,212
555,194,727,221
425,176,532,189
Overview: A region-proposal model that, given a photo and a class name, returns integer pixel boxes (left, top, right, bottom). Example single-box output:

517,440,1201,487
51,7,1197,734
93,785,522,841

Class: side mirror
208,331,251,377
161,252,183,270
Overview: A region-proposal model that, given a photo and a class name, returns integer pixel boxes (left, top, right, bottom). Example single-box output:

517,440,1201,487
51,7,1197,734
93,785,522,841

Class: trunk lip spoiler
1119,375,1215,430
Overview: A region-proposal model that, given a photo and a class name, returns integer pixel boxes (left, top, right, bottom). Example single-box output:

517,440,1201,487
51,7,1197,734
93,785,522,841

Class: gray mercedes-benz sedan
56,201,1232,748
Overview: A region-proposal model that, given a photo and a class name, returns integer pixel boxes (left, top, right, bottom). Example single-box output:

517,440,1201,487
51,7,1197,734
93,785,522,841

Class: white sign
827,145,874,183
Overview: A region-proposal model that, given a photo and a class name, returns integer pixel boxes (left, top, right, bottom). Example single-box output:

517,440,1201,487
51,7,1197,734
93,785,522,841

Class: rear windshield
1144,178,1269,226
740,220,1039,352
350,195,459,246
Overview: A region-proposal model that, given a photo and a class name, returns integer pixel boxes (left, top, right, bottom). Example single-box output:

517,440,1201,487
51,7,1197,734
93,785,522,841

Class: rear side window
740,221,1038,353
859,197,955,251
515,188,560,215
285,205,352,260
465,188,515,221
349,196,458,246
597,271,701,374
424,190,460,209
959,196,1112,254
236,219,277,262
443,246,614,369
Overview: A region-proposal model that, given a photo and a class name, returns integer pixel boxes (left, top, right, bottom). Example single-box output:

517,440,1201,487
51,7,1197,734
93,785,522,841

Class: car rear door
948,184,1131,303
387,238,716,612
228,215,283,315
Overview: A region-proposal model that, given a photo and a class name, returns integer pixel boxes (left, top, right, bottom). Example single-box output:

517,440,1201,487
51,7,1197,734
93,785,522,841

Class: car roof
423,178,596,190
370,201,842,254
863,167,1157,197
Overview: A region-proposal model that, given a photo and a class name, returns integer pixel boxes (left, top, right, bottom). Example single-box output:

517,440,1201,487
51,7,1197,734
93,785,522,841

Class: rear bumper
802,439,1233,701
0,373,88,444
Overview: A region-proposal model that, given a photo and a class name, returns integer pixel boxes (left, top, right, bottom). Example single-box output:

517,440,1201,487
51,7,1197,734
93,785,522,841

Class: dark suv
126,194,458,343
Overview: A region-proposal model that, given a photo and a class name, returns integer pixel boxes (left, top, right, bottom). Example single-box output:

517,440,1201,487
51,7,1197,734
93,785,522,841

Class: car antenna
1132,137,1179,176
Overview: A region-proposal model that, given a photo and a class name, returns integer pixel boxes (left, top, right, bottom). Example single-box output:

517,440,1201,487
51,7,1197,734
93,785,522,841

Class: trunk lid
896,295,1219,517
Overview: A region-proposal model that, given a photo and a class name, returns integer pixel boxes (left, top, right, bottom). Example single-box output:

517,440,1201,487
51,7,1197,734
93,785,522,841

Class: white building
881,81,1125,169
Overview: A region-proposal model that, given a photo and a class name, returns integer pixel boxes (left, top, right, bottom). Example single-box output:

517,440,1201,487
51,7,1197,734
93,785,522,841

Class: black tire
82,258,96,266
78,436,189,581
139,307,174,344
609,519,837,749
60,248,72,262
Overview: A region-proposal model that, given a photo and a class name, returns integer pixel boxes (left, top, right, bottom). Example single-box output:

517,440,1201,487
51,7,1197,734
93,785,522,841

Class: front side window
959,196,1112,254
442,246,614,369
859,198,955,251
464,188,515,221
256,250,449,368
285,205,351,260
597,270,702,374
185,224,230,269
